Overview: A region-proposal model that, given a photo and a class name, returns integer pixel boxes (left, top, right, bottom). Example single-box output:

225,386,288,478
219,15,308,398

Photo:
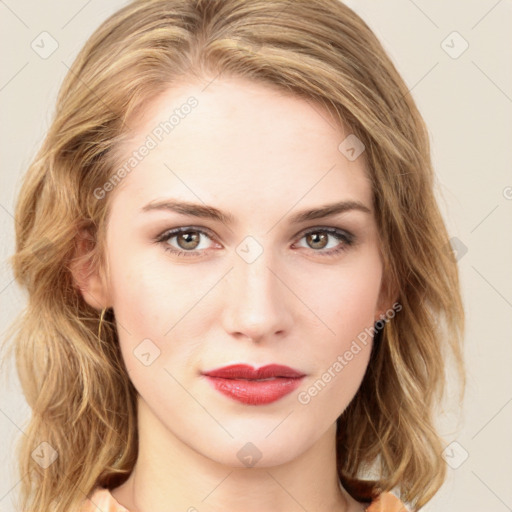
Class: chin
193,429,313,469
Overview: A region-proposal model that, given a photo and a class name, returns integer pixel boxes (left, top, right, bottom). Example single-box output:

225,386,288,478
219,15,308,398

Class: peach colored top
81,486,408,512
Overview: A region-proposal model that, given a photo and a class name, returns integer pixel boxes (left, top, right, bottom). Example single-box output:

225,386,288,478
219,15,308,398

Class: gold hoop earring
98,307,107,339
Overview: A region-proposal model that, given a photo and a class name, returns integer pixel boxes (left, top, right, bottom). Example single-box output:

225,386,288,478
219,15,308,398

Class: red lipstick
202,364,305,405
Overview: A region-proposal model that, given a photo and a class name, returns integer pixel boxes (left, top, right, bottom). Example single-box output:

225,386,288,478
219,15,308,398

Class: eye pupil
307,232,328,249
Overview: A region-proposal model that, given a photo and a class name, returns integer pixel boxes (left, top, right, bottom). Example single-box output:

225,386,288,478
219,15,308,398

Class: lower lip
204,376,304,405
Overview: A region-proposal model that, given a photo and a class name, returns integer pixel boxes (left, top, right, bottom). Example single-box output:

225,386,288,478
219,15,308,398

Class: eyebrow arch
140,198,372,224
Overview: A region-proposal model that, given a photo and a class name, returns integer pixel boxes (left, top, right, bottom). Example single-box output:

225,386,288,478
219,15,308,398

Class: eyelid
155,225,219,248
298,225,354,242
156,224,353,240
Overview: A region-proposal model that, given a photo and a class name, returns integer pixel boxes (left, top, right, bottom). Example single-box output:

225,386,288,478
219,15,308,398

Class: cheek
107,241,182,329
298,269,379,415
106,244,211,379
105,243,170,361
297,251,381,407
304,251,383,346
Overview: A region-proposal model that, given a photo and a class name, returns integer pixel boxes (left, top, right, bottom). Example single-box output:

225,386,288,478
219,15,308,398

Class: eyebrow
140,198,372,224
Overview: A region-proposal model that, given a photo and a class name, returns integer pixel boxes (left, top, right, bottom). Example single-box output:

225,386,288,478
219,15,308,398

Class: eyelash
154,226,355,259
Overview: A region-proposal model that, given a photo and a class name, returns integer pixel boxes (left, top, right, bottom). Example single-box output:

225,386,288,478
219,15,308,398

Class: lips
203,363,305,380
202,364,305,406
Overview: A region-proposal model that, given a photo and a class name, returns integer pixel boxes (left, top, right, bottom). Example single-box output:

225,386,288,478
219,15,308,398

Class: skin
77,75,392,512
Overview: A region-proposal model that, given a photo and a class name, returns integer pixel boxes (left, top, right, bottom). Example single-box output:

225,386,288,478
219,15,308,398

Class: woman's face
93,76,388,467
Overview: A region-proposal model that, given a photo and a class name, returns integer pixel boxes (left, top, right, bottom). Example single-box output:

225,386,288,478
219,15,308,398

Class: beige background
1,1,511,511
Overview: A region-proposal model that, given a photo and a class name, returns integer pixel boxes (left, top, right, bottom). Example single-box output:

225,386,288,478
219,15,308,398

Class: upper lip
202,364,305,379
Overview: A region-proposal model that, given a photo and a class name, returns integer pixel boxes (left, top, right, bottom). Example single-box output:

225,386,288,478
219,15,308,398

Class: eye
293,227,355,257
154,226,355,259
155,227,218,258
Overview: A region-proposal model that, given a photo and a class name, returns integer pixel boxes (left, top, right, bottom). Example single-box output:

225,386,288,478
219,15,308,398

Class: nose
220,247,294,344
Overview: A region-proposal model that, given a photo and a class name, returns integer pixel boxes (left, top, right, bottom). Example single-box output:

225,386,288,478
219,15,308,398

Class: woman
3,0,465,511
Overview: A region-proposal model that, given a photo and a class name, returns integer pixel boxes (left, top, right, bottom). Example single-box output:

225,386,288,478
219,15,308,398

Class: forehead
108,76,372,218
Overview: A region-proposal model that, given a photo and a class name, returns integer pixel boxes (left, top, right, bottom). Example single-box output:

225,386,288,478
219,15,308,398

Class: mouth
202,363,305,379
201,364,306,405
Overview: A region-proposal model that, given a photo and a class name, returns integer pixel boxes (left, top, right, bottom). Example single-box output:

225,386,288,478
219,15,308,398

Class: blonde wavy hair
1,0,466,511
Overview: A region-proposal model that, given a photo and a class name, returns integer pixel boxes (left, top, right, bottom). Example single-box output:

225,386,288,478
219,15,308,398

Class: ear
69,227,110,311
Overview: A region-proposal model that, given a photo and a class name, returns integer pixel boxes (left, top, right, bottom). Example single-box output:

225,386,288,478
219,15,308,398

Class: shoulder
366,490,410,512
79,487,130,512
